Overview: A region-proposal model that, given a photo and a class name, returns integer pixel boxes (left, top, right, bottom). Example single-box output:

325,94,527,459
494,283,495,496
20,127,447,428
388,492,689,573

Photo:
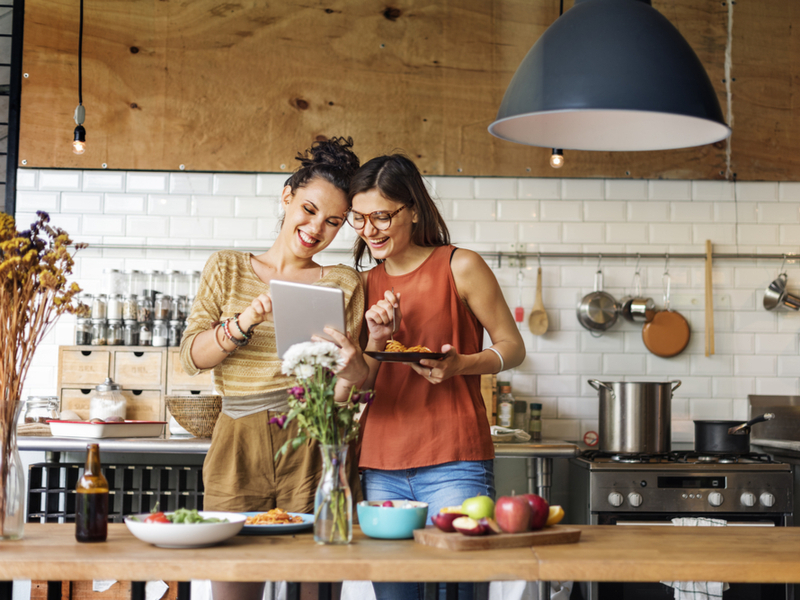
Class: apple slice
432,511,466,532
479,517,502,535
452,516,488,536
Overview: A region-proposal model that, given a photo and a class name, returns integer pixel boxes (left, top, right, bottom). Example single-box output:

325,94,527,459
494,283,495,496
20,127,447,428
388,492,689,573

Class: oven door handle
614,521,776,527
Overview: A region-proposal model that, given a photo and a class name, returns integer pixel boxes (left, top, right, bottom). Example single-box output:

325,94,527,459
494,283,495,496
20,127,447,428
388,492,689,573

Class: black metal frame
3,0,22,216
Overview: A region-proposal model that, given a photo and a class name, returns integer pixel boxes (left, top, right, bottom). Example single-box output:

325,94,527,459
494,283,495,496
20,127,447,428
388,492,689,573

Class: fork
391,287,396,341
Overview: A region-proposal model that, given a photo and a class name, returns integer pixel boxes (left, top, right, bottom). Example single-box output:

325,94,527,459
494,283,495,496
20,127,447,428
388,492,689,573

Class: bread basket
165,395,222,438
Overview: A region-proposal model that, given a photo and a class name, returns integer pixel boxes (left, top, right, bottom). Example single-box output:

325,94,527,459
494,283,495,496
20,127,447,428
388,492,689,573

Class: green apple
460,495,495,520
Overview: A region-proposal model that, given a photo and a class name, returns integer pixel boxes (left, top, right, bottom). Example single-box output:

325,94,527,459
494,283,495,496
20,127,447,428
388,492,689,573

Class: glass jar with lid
124,269,142,297
75,316,91,345
89,378,126,421
171,295,188,320
107,294,123,321
152,320,168,347
102,268,125,297
123,320,140,346
106,319,124,346
139,321,152,346
154,293,172,321
137,295,153,323
24,396,59,424
91,294,107,320
122,294,138,321
90,319,107,345
141,270,158,304
168,320,183,347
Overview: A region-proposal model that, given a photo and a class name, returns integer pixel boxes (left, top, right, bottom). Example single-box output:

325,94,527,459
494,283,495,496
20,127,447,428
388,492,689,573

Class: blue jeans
363,460,495,600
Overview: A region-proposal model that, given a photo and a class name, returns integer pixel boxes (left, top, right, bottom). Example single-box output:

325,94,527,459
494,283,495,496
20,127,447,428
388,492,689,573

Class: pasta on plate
244,508,304,525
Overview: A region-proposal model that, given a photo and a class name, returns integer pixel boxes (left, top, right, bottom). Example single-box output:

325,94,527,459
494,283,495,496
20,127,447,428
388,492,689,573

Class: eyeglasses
346,206,406,231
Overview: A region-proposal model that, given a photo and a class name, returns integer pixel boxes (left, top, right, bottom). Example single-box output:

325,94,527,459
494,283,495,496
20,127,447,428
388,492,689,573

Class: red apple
431,511,466,532
494,496,531,534
521,493,550,530
452,516,488,536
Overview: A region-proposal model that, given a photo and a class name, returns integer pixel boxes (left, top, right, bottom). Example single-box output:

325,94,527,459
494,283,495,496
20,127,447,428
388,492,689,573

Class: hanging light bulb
73,105,86,155
550,149,564,169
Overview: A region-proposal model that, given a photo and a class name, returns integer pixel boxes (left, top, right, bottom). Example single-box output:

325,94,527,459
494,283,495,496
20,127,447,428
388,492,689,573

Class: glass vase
314,443,352,545
0,401,25,540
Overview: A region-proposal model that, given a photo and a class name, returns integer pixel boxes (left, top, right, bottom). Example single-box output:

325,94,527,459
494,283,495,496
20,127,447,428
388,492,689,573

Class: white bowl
124,511,246,548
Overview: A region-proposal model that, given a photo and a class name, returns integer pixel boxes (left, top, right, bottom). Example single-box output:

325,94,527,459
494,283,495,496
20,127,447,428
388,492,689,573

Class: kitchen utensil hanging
528,255,548,335
642,260,690,357
620,255,655,323
576,256,619,335
704,240,715,357
763,256,800,311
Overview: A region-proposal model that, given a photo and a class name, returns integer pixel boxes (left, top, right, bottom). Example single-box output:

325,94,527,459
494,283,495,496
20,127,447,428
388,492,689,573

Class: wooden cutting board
413,525,581,551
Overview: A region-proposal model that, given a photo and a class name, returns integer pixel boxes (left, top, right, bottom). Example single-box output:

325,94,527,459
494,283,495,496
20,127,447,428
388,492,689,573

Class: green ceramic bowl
357,500,429,539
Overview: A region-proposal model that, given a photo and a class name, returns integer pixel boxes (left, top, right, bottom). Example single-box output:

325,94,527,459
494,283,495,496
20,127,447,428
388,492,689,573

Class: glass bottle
168,319,182,347
106,319,124,346
497,382,515,428
314,444,352,544
90,319,107,346
152,320,168,347
76,443,109,543
529,403,542,442
75,316,91,345
123,320,140,346
139,321,152,346
514,399,529,432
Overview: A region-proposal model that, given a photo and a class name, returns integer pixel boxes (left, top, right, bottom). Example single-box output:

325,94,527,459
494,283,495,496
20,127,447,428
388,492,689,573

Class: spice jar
154,293,172,321
24,396,59,424
89,377,127,421
122,294,138,321
152,320,168,347
75,316,91,345
107,294,122,321
139,322,152,346
123,320,140,346
168,319,183,347
91,294,107,320
90,319,107,345
529,403,543,442
137,295,153,323
106,319,124,346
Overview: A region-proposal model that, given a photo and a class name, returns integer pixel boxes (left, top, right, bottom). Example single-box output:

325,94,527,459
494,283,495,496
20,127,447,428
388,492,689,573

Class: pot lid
95,377,121,392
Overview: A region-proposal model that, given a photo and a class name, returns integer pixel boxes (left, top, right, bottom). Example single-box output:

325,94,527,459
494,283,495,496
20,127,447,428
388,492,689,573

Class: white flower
295,363,315,380
281,341,344,376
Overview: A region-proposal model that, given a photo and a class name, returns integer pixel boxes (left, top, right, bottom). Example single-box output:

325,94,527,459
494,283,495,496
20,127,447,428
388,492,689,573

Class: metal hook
780,254,787,275
664,254,670,276
634,253,641,275
537,252,542,269
597,253,602,271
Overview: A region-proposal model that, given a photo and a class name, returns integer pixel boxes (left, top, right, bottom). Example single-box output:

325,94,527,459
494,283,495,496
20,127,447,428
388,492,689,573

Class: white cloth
490,426,531,443
660,518,730,600
92,580,169,600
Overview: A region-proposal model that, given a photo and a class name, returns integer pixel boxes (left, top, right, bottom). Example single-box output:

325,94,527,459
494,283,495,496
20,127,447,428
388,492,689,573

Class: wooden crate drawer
167,349,213,391
113,351,165,388
60,388,163,421
59,350,111,386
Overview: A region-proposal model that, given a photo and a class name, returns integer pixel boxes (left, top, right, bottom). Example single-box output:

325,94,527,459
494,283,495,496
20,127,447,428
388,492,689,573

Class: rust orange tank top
359,245,495,470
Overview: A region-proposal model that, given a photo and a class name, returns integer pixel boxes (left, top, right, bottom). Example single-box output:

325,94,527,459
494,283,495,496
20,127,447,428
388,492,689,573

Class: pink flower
289,386,306,400
355,391,374,406
269,415,287,428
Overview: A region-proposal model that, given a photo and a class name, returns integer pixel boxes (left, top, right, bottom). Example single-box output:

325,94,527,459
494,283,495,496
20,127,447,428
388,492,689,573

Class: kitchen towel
490,426,531,443
660,517,730,600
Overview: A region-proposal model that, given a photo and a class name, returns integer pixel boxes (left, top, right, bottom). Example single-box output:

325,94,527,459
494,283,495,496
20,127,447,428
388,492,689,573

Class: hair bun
295,136,359,178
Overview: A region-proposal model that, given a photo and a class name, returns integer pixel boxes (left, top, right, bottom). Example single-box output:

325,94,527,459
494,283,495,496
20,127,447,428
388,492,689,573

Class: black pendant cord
78,0,83,107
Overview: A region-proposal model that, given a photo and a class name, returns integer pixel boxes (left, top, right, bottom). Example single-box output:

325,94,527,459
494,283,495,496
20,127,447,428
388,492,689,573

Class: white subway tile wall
15,169,800,443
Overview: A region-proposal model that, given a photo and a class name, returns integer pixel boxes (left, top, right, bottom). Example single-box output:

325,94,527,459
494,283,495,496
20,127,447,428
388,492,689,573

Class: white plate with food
124,510,246,548
48,420,166,438
240,511,314,535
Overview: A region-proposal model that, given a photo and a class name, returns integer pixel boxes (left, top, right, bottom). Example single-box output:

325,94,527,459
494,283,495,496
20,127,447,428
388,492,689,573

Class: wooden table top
2,524,800,583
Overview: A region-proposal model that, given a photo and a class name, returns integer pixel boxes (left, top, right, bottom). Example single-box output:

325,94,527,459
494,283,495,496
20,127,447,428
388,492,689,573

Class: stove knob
608,492,624,507
740,492,756,507
708,492,724,507
627,492,643,507
760,492,776,507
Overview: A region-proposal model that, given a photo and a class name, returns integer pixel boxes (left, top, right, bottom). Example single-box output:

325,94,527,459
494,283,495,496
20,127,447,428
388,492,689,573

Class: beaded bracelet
232,313,256,340
213,324,235,355
222,317,249,347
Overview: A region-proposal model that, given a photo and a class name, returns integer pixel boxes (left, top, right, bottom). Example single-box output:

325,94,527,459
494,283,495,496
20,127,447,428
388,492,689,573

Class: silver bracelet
487,347,504,373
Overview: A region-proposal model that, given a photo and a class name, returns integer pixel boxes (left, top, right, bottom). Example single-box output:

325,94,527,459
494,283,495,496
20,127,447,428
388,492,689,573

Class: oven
568,451,794,600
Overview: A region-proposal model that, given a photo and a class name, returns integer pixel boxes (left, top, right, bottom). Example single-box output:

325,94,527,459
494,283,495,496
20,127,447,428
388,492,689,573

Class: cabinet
57,346,214,420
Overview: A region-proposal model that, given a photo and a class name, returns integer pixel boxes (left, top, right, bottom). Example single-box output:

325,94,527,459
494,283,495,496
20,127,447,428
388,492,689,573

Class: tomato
145,512,170,524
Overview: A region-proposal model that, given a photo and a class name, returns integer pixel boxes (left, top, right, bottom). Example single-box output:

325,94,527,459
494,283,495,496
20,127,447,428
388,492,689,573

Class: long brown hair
349,154,449,269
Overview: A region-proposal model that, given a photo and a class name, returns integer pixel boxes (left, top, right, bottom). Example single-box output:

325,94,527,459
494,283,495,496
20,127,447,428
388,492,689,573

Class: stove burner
581,449,778,465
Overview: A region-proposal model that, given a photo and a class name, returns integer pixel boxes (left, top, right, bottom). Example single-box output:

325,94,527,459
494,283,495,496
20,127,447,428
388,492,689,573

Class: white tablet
270,279,347,358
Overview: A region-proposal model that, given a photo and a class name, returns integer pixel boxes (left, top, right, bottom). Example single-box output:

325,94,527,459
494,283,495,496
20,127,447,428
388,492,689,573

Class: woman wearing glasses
346,154,525,600
180,137,367,600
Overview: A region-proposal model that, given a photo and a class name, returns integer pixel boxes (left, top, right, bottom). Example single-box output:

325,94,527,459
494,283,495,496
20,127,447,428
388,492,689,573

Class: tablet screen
270,280,346,357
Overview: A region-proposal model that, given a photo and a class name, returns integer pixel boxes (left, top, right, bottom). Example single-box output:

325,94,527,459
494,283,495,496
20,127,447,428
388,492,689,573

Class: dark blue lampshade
488,0,731,151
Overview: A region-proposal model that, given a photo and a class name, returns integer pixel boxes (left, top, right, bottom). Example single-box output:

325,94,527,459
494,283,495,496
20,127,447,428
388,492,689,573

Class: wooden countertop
3,524,800,583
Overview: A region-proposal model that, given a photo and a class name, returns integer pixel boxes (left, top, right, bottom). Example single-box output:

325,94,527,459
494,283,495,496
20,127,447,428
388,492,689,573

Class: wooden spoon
528,267,548,335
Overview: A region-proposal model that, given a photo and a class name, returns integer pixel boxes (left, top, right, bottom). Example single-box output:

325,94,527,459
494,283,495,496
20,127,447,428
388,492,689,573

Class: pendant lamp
488,0,731,151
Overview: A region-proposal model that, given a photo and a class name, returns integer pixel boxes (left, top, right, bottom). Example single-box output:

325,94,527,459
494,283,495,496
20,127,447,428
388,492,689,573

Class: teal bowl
357,500,429,539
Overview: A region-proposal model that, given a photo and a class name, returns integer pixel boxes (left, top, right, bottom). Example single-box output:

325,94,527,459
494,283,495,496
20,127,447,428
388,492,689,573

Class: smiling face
351,188,417,261
280,178,349,257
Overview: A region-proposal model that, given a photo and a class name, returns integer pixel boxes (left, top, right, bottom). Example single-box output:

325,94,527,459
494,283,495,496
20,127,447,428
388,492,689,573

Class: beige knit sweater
180,250,364,396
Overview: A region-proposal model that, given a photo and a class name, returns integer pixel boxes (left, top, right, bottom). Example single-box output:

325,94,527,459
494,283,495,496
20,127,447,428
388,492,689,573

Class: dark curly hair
349,154,449,270
284,136,360,196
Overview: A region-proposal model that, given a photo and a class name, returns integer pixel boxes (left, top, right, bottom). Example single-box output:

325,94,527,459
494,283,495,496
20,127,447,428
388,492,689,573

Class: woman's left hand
314,327,369,384
413,345,460,384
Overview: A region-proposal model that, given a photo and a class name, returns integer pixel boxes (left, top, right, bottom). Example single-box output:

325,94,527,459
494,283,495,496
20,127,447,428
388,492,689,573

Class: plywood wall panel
18,0,798,179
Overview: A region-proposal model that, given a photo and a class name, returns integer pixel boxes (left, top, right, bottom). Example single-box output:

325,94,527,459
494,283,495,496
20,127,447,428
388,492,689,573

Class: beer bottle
75,443,109,542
